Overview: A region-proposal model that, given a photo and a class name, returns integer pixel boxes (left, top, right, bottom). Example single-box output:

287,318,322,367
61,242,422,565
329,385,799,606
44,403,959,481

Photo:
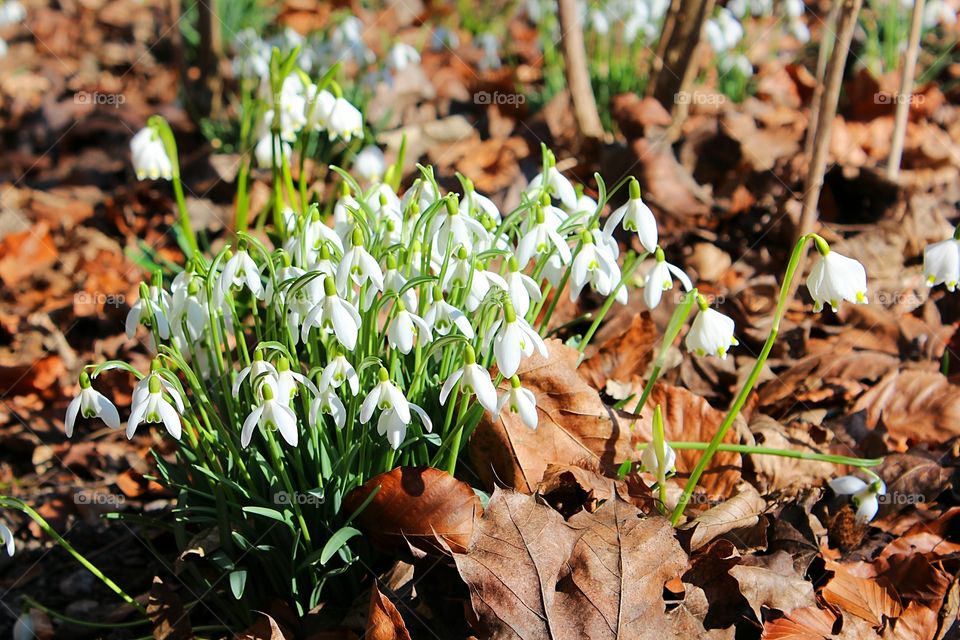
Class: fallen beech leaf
237,613,291,640
0,223,58,287
536,463,654,517
147,576,192,640
681,484,765,551
344,467,481,556
876,454,949,521
454,489,687,639
852,370,960,449
366,583,412,640
823,565,903,627
680,539,748,630
579,312,657,390
762,606,837,639
729,561,815,621
882,554,951,609
882,602,938,640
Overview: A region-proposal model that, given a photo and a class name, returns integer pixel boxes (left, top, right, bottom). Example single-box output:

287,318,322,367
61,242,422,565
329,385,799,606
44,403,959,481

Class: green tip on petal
503,300,517,323
464,344,477,364
351,227,364,247
79,371,92,388
277,357,290,372
148,375,162,394
856,291,866,303
654,246,665,262
812,234,830,257
445,195,459,216
378,367,389,382
323,276,337,297
629,178,641,200
262,384,274,401
510,375,522,389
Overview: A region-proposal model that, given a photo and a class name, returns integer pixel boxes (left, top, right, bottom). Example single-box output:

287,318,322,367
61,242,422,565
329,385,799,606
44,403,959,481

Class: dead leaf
822,564,903,627
344,467,481,556
579,312,657,390
747,415,835,494
366,583,412,640
147,576,192,640
453,489,688,640
883,602,938,640
681,484,766,550
729,558,815,621
762,606,837,639
852,370,960,449
236,613,292,640
0,223,59,287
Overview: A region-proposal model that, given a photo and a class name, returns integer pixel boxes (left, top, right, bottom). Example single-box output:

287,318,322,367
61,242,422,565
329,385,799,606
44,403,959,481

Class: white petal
65,396,81,438
159,399,182,440
829,475,868,496
440,369,464,405
241,406,264,448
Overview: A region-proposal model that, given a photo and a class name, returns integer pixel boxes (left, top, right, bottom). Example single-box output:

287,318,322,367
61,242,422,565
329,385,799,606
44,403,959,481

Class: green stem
631,288,697,415
0,497,147,615
636,442,883,467
172,175,199,257
671,235,813,526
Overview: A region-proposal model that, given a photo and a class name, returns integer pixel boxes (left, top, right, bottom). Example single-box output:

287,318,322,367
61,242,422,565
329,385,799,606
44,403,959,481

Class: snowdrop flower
169,272,209,343
0,0,25,26
353,146,386,182
127,374,183,440
233,352,278,396
377,404,432,450
516,207,572,266
320,353,360,395
0,520,12,557
925,0,957,28
361,368,432,449
220,246,265,300
401,176,441,214
640,440,677,478
386,302,432,354
337,229,384,296
126,283,172,340
496,376,538,429
705,8,743,53
383,258,418,309
459,179,501,225
685,296,738,359
570,232,625,303
430,196,487,255
241,384,298,448
484,301,548,378
829,475,886,523
424,286,474,338
330,16,373,64
568,191,598,219
130,127,173,181
643,247,693,309
805,238,867,312
301,277,363,350
269,358,319,406
310,386,347,430
322,96,364,142
386,42,420,71
254,133,291,168
440,345,498,413
505,257,543,316
65,372,121,437
719,53,753,77
442,248,507,311
525,157,578,209
923,234,960,291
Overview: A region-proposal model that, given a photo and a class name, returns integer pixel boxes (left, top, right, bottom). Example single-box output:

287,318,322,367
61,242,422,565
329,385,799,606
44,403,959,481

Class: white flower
442,250,508,311
386,304,432,354
830,475,886,523
603,179,658,253
65,374,121,438
320,354,360,395
336,230,384,296
459,184,501,225
496,376,538,429
220,248,265,300
483,303,548,378
268,358,319,406
925,0,957,28
570,234,624,303
526,165,578,209
232,353,278,396
383,265,418,310
430,197,488,255
361,369,418,443
923,237,960,291
169,272,209,343
353,146,386,181
301,277,363,350
424,288,474,338
0,520,12,556
806,247,868,312
515,208,572,266
643,249,693,309
685,304,738,359
319,96,363,141
377,404,432,450
440,346,498,413
126,285,172,340
310,386,347,429
0,1,25,27
705,8,743,52
254,133,291,168
127,374,183,440
641,440,677,478
130,127,173,181
386,42,420,71
506,263,543,317
241,384,299,448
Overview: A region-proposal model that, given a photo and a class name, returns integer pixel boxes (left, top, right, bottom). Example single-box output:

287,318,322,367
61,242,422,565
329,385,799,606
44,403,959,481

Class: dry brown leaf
729,561,815,621
762,606,837,639
344,467,481,556
366,583,412,640
236,613,292,640
882,602,938,640
823,564,903,627
747,415,835,494
454,489,688,640
579,312,657,390
852,370,960,449
146,576,192,640
681,484,766,550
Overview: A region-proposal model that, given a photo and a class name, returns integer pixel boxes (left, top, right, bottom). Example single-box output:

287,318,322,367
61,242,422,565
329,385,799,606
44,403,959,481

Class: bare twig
797,0,863,242
802,0,841,162
197,0,224,120
887,0,925,180
649,0,715,113
557,0,604,140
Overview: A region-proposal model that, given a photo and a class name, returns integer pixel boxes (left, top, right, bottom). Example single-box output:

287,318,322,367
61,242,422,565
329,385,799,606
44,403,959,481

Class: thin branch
802,0,841,162
557,0,604,140
887,0,926,180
